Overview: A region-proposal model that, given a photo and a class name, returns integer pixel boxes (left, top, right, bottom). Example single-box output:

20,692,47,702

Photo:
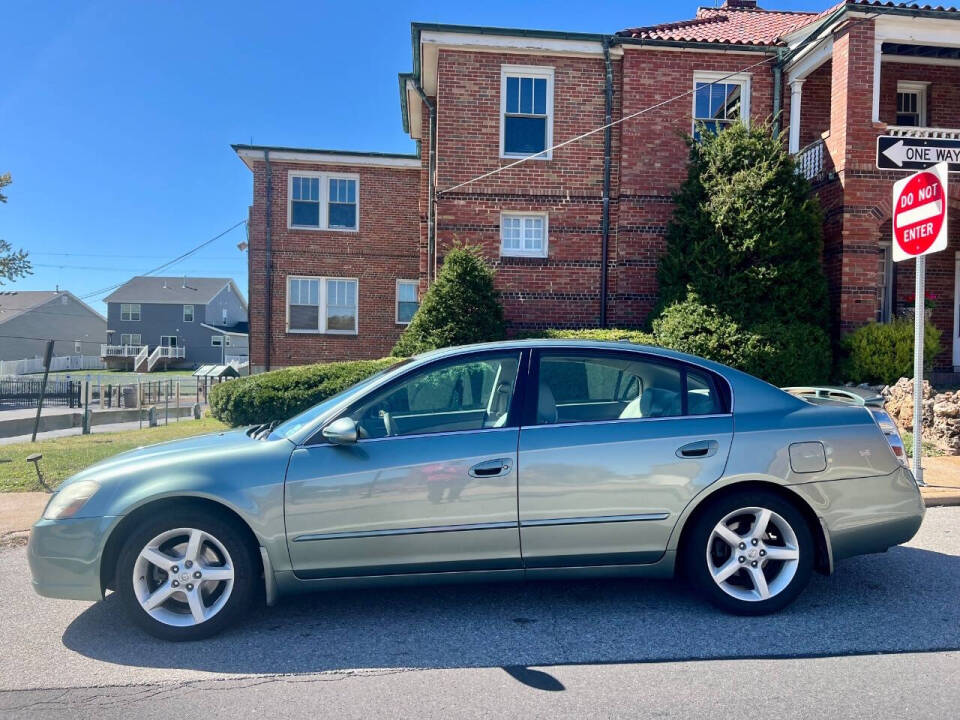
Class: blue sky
1,0,822,312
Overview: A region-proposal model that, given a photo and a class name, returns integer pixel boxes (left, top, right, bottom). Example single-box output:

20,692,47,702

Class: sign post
892,162,950,486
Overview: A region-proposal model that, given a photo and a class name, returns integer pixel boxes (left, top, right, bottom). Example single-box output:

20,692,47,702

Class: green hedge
651,298,831,386
514,328,656,344
209,357,402,427
839,318,941,385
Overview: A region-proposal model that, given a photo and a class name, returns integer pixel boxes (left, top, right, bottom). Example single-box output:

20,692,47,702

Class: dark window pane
328,202,356,228
506,76,519,113
695,83,711,118
289,305,319,330
534,78,547,115
710,83,726,119
398,301,419,323
326,312,356,332
724,84,741,119
687,370,722,415
292,200,320,226
504,116,547,154
896,113,919,127
520,77,533,114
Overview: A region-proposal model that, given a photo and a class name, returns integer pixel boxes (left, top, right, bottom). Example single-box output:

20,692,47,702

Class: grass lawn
0,417,228,492
902,431,945,459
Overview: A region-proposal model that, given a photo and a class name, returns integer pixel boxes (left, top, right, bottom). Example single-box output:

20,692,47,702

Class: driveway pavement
0,507,958,718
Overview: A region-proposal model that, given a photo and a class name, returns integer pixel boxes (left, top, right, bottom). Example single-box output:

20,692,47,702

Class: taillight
891,445,903,457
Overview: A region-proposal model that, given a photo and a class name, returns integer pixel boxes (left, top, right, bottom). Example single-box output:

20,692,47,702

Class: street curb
922,491,960,508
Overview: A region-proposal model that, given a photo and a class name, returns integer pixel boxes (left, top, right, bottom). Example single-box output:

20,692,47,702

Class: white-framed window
286,276,358,334
160,335,178,347
500,212,548,258
74,341,82,353
288,172,359,231
120,333,141,346
692,71,751,139
183,304,194,322
396,280,420,325
120,303,140,322
896,81,928,127
211,335,224,347
500,65,554,159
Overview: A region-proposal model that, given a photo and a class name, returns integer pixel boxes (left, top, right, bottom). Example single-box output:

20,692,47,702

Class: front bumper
791,465,924,563
28,516,118,601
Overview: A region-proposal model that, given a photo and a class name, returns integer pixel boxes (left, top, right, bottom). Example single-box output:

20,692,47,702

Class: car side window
345,352,522,440
536,353,681,425
687,369,723,416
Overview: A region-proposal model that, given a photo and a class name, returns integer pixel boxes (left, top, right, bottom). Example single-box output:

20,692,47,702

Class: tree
655,122,829,329
650,123,832,383
392,243,505,356
0,173,32,285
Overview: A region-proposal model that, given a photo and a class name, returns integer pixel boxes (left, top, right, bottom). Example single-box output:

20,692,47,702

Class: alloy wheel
132,527,235,627
705,506,800,602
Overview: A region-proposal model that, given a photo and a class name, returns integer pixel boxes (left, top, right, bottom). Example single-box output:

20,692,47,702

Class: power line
78,219,247,300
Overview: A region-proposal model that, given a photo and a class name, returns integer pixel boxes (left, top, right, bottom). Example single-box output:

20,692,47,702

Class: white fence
0,354,106,377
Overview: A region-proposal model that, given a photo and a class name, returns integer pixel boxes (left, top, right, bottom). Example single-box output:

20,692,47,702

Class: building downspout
412,82,437,285
600,37,614,328
263,149,273,372
772,54,784,139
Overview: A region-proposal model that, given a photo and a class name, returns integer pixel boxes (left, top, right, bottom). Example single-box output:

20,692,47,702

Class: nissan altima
29,340,924,640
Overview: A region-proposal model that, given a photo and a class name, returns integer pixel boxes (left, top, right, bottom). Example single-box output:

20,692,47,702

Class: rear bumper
28,516,117,602
791,466,924,563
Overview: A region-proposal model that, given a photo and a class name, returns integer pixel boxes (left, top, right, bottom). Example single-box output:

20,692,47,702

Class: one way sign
877,136,960,173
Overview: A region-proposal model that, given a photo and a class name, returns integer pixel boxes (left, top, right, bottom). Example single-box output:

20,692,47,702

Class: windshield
268,360,414,440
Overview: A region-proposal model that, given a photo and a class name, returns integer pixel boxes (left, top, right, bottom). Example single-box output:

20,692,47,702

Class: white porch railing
147,345,186,372
795,138,826,181
101,344,146,358
887,126,960,140
134,345,149,372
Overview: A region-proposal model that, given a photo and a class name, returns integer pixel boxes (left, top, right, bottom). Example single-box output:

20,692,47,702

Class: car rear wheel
115,508,258,641
684,490,813,615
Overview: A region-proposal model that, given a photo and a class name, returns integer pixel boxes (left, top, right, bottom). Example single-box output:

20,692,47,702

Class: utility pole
31,340,55,442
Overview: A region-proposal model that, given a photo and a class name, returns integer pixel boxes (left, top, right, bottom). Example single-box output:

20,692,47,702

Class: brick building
237,1,960,373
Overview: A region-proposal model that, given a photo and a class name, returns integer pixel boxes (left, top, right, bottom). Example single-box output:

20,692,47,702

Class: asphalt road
1,508,958,719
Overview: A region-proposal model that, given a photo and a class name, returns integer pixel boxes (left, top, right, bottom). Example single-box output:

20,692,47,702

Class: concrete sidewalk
919,456,960,506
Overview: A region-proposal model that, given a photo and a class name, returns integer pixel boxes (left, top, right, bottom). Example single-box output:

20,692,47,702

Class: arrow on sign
882,140,907,168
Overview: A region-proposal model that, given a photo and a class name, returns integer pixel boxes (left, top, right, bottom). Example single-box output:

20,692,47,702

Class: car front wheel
115,508,258,640
684,490,814,615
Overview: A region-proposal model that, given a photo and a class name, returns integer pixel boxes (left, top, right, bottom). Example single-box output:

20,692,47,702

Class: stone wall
883,377,960,454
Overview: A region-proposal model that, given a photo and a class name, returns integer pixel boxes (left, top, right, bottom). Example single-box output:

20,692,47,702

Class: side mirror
321,417,358,445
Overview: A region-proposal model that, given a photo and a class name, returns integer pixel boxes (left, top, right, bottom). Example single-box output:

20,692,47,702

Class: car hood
76,428,258,476
57,427,295,518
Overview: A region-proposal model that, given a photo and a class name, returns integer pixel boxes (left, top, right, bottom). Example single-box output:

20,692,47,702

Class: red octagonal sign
892,162,949,262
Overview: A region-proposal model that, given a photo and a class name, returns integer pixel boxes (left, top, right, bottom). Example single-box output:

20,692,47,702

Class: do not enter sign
892,162,949,262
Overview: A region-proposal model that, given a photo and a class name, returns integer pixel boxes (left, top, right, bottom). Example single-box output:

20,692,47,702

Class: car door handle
469,458,513,478
677,440,719,459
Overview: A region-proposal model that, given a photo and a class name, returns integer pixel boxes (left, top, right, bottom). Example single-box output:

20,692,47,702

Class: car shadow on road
62,545,960,677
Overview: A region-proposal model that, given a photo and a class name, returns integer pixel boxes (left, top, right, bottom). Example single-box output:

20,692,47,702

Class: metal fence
0,378,83,410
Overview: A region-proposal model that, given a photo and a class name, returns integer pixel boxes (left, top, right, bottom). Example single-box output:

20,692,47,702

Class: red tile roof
617,5,819,46
617,2,959,47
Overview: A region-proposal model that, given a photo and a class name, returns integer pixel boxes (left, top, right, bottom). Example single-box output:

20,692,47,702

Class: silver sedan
29,340,924,640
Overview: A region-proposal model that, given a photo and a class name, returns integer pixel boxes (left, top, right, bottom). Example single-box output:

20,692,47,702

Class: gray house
0,290,106,362
102,277,248,371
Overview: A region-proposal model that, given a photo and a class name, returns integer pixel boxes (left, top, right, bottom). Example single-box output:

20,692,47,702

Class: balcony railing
887,126,960,140
795,138,826,182
101,344,146,358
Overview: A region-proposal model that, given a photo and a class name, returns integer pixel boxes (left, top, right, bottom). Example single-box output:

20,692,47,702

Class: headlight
42,480,101,520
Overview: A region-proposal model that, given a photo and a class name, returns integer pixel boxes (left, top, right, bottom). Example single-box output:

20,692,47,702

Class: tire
115,507,258,641
683,489,814,616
